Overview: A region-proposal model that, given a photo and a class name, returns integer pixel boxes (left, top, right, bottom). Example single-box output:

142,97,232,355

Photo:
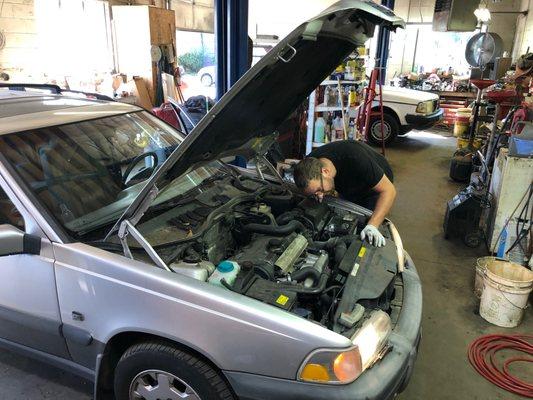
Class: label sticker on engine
276,295,289,306
358,247,366,258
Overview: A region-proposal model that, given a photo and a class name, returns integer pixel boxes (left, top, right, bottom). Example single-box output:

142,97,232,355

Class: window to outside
176,31,216,100
386,24,475,80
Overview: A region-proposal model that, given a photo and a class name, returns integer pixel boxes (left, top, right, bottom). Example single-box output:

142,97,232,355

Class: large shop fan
465,32,503,68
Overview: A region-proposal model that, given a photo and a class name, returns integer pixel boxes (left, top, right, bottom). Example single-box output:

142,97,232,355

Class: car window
0,186,24,231
0,111,183,236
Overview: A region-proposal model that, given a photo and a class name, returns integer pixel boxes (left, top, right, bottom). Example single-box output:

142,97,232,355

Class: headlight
351,310,392,370
416,100,434,114
298,310,392,384
298,347,363,384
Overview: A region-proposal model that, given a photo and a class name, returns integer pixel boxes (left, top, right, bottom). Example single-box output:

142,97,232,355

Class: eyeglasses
310,175,325,201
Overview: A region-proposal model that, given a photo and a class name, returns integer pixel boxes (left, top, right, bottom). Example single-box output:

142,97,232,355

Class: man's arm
368,174,396,227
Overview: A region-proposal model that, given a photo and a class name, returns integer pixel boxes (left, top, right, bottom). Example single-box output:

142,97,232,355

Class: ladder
356,64,386,155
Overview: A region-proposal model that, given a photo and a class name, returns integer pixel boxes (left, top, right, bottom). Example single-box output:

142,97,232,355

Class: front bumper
405,108,443,130
224,253,423,400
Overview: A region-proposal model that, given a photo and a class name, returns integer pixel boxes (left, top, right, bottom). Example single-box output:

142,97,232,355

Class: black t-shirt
309,140,393,204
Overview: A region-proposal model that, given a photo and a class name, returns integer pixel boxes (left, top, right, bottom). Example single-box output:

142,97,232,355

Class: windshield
0,111,221,237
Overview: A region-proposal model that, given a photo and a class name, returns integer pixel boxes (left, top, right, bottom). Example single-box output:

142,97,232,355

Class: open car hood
107,0,404,237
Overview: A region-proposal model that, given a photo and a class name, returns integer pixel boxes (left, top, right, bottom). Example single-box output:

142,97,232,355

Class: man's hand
361,224,386,247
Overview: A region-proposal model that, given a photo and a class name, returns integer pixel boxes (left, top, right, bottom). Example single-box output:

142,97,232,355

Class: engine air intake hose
290,267,321,283
278,271,330,295
243,220,306,236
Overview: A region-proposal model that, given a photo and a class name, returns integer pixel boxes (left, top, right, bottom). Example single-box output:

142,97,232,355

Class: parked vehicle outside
197,65,215,87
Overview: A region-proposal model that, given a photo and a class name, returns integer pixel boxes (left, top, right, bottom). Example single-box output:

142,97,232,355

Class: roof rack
0,83,114,102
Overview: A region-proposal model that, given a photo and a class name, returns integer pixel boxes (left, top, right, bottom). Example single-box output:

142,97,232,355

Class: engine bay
136,173,401,337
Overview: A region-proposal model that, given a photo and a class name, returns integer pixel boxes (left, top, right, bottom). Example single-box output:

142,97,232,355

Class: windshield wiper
149,172,227,212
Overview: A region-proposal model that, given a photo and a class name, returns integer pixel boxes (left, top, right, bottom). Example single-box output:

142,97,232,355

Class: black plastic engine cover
244,277,297,311
333,238,398,332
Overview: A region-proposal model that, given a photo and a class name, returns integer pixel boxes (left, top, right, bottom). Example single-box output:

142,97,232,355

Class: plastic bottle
329,87,338,106
348,119,355,140
208,261,241,288
333,115,344,141
314,116,326,143
323,87,330,107
326,113,333,142
348,86,357,106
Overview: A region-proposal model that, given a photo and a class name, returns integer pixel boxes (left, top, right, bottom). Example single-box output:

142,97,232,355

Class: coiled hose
468,334,533,398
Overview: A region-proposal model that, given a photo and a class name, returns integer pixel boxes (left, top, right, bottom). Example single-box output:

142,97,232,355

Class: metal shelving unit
306,78,365,154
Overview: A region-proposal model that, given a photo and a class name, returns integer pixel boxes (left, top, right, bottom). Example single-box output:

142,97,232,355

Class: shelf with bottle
320,79,365,86
312,111,358,148
305,48,368,155
319,84,361,109
315,104,358,112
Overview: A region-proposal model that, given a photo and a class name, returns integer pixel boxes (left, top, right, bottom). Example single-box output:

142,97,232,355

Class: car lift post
215,0,249,101
375,0,394,85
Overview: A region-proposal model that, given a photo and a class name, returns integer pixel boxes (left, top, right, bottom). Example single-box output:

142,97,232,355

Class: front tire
114,342,235,400
368,112,399,146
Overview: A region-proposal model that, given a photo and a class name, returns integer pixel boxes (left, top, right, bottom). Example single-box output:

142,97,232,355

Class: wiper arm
150,172,227,211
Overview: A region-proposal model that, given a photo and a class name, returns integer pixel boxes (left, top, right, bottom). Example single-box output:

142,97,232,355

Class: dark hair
294,157,322,189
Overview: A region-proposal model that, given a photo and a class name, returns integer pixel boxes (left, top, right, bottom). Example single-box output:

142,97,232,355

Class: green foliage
178,49,215,73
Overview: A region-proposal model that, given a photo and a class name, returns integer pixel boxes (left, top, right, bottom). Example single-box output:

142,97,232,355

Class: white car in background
370,85,442,145
199,61,443,146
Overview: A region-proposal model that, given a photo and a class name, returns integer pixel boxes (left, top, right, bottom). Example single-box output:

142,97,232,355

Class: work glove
361,224,386,247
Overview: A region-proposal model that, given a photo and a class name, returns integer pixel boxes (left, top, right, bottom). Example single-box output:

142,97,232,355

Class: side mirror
0,224,41,257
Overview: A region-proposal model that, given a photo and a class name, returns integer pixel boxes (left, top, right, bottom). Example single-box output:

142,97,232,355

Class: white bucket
475,257,493,298
479,259,533,328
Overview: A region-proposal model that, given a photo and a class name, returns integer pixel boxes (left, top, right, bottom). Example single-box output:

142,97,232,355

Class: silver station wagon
0,1,421,399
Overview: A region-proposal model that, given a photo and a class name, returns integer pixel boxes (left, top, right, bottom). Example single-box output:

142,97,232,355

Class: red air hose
468,334,533,398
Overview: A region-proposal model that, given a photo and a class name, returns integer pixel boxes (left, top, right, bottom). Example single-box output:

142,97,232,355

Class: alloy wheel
129,369,201,400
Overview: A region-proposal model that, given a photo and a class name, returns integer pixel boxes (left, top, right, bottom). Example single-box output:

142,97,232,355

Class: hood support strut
254,154,288,188
118,219,171,271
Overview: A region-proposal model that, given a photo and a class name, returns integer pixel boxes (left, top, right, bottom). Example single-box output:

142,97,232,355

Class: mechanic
294,140,396,247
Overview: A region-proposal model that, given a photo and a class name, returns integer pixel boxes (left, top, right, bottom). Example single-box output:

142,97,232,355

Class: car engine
139,174,401,337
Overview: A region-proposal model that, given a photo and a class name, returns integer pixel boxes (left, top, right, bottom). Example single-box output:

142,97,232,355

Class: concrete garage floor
0,129,531,400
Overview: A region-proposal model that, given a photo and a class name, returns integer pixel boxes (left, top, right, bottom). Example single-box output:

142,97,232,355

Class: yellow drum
453,108,471,137
457,137,470,149
456,137,482,150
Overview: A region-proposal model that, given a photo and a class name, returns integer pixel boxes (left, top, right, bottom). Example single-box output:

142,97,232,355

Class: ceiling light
474,7,491,23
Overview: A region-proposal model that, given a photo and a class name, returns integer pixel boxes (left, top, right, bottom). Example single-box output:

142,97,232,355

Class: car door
0,182,70,359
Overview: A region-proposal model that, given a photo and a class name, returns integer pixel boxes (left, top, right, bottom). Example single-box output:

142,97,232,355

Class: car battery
322,213,360,237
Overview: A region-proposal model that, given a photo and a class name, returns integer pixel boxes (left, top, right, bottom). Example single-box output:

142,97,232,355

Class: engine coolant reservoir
208,261,241,288
170,261,216,281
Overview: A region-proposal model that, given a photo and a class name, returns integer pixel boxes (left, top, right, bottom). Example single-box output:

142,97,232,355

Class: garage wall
109,0,214,32
488,0,522,55
0,0,37,79
513,0,533,59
